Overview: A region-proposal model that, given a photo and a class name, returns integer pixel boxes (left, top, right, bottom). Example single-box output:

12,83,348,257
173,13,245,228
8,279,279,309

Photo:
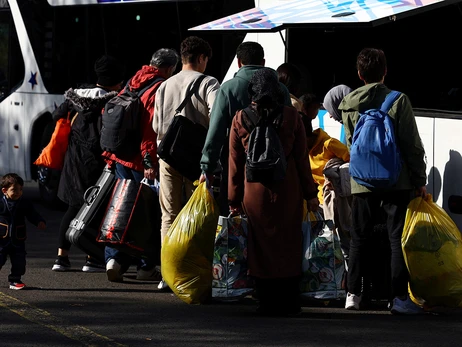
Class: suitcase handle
83,185,100,206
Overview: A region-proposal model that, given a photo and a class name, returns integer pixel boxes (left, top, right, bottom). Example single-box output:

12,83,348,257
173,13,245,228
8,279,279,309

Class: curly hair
180,36,212,65
1,173,24,189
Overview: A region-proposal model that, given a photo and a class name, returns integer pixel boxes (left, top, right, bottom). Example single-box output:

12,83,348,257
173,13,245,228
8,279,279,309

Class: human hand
144,167,156,180
306,197,319,212
415,186,427,198
229,204,243,216
199,172,214,186
37,221,46,230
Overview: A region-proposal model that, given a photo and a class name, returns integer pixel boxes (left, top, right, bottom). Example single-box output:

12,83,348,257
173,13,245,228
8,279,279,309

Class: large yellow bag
161,182,219,304
402,194,462,308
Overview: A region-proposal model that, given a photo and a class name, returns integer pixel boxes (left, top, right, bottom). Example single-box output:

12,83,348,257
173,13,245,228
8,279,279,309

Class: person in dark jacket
1,173,46,290
102,48,180,282
199,41,292,215
51,55,124,273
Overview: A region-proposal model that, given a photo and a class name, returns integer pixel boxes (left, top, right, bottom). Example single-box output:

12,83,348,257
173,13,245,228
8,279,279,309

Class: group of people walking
0,35,428,318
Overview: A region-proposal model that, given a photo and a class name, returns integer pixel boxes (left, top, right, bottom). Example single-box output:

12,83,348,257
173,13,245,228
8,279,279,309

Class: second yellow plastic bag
161,182,220,304
402,194,462,308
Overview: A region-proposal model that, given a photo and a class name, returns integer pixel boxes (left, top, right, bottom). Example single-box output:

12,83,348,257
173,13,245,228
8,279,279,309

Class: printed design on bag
212,216,253,300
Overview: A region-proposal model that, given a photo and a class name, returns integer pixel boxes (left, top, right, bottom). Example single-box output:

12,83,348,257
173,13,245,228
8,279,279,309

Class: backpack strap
241,107,259,134
175,74,207,114
137,77,165,97
380,90,401,113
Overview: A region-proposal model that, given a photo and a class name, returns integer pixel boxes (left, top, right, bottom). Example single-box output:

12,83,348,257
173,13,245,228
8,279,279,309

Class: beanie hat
94,55,124,87
323,84,353,123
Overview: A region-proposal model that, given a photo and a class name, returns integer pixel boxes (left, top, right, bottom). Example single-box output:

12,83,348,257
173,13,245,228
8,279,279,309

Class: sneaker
157,279,169,290
52,257,71,272
106,259,123,282
345,292,361,310
136,268,162,281
390,296,424,315
82,257,105,273
9,281,26,290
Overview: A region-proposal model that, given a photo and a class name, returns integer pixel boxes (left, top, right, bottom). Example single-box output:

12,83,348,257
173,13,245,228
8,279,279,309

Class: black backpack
242,106,287,183
100,77,164,157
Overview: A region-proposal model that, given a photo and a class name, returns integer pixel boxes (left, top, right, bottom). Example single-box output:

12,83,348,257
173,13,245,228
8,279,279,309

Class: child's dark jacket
0,196,45,243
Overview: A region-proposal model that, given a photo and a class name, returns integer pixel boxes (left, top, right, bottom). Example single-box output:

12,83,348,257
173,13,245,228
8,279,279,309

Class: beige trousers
159,160,195,244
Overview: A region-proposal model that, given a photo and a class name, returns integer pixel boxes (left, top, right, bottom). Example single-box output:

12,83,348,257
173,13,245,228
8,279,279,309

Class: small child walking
0,173,46,289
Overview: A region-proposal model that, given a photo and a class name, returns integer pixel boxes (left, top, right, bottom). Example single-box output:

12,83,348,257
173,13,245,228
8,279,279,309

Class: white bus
0,0,252,204
190,0,462,229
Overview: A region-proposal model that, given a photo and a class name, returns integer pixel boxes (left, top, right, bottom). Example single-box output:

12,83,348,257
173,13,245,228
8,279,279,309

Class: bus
190,0,462,229
0,0,252,204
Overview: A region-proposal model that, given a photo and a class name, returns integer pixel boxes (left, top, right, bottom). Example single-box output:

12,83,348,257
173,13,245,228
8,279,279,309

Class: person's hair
1,173,24,189
300,93,320,111
150,48,180,68
276,62,302,96
356,48,387,83
180,36,212,65
236,41,264,66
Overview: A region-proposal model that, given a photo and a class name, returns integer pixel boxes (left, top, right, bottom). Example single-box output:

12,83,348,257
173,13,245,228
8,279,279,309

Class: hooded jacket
200,65,292,174
54,86,118,207
339,83,427,194
308,128,350,204
102,65,164,172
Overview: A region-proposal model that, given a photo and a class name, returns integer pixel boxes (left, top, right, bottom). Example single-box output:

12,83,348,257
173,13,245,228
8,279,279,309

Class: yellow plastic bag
161,182,220,304
402,194,462,308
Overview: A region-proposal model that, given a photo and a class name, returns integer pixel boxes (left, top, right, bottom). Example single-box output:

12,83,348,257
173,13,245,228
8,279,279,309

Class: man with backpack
199,41,291,216
102,48,180,282
339,48,427,314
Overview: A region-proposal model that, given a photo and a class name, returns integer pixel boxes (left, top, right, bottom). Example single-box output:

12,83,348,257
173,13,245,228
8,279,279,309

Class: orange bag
34,113,75,170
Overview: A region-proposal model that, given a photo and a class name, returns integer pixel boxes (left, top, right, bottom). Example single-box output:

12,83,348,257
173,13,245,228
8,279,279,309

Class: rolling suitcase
65,165,115,263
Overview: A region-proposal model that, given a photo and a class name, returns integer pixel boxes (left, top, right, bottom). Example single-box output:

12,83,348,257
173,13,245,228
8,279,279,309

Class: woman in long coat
228,68,319,315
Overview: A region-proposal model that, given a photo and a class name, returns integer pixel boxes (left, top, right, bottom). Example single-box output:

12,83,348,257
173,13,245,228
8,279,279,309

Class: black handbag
158,74,207,182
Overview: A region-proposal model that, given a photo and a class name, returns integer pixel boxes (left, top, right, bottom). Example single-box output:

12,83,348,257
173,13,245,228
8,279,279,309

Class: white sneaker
136,268,162,281
345,292,361,310
157,279,169,290
106,259,123,282
390,296,424,315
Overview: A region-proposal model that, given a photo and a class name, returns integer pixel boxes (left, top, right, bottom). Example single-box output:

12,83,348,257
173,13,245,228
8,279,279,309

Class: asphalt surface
0,182,462,347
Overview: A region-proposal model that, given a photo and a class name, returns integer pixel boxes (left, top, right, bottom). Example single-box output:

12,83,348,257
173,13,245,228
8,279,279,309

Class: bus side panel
434,118,462,230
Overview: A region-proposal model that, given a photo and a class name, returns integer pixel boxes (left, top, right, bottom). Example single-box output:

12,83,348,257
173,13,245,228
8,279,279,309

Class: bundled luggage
97,178,161,261
65,165,115,263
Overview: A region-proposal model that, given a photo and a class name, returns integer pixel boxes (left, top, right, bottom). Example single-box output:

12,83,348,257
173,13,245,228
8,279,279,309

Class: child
0,173,46,289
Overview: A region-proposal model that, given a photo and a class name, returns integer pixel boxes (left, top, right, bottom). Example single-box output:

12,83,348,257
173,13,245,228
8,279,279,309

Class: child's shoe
9,281,26,290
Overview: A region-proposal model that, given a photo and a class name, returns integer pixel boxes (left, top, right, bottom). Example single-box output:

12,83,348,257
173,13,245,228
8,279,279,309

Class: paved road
0,182,462,347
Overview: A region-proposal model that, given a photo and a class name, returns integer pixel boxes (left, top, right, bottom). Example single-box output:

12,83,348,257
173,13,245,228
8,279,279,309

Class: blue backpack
349,90,402,189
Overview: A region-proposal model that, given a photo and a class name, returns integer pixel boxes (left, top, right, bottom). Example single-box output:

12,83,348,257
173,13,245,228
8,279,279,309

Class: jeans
0,240,26,282
104,163,154,271
347,190,412,298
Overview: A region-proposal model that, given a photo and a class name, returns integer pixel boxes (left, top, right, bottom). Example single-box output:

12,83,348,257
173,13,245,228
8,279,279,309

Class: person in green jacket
199,41,291,215
339,48,427,315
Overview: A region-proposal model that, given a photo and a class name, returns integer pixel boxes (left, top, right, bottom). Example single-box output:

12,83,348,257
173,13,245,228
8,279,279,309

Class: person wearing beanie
102,48,180,283
51,55,125,273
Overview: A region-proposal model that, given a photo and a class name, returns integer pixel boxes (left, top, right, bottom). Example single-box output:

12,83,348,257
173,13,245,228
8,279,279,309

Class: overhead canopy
189,0,461,32
47,0,201,6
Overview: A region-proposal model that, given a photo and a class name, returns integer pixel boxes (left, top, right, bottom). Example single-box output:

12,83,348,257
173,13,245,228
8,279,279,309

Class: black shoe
52,257,71,272
82,257,105,273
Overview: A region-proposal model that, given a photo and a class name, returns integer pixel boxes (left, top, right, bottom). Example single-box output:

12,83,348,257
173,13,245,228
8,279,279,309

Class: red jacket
102,65,164,172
